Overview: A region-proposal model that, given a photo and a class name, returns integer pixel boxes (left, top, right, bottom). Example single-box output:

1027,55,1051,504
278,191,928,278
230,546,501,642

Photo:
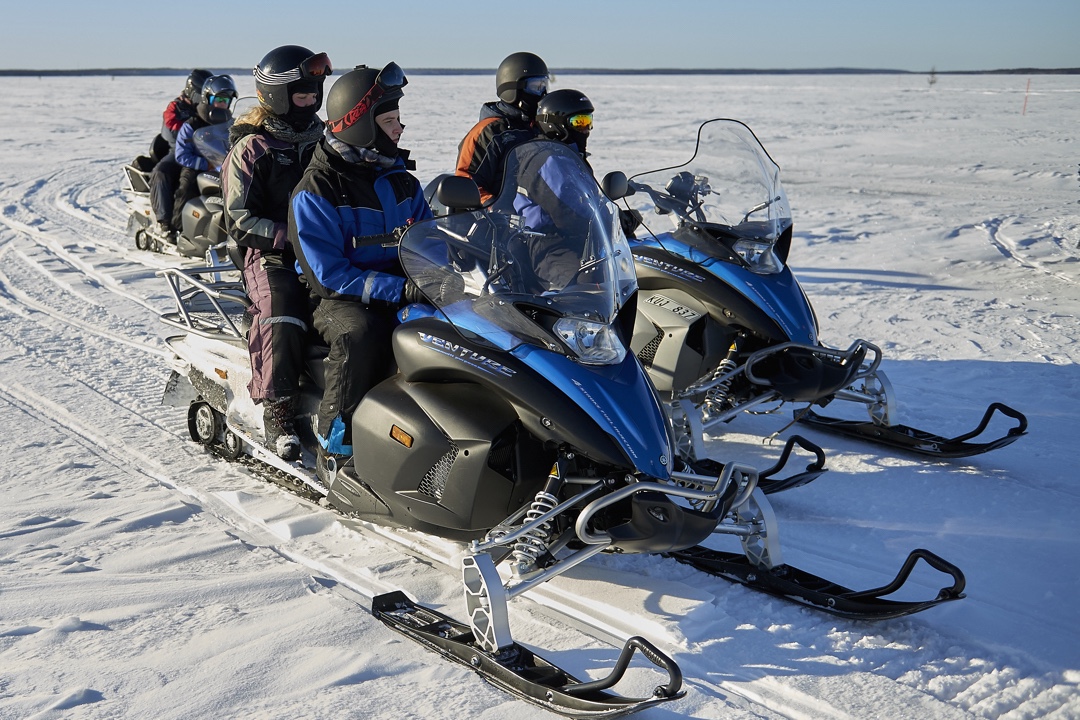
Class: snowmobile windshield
627,118,792,275
399,140,637,365
192,121,233,171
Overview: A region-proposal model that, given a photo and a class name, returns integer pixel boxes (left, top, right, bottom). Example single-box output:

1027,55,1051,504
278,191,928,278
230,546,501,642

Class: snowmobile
614,119,1027,462
158,139,966,718
122,121,233,267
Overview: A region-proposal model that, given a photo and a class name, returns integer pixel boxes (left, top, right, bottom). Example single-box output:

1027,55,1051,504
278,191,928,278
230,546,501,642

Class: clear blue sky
2,0,1076,72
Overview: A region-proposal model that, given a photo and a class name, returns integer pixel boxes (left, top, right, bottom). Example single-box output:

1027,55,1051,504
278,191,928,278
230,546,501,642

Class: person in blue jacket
171,74,236,232
288,63,431,483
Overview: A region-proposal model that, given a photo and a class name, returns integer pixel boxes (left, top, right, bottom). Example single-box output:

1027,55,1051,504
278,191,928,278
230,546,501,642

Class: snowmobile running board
798,402,1027,458
667,547,966,620
372,591,685,719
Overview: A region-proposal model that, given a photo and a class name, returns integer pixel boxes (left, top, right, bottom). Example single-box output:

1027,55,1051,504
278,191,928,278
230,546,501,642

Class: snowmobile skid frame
373,591,685,719
798,402,1028,459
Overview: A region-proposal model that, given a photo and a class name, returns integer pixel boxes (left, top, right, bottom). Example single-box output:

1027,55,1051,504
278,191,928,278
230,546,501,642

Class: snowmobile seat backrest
149,133,171,163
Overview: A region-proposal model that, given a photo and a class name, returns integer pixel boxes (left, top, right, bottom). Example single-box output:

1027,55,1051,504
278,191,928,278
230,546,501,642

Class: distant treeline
2,67,1079,77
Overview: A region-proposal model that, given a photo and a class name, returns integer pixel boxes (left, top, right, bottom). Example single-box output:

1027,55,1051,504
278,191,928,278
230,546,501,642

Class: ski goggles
328,62,409,135
209,93,235,105
253,51,333,85
522,75,549,96
567,113,593,132
299,52,333,79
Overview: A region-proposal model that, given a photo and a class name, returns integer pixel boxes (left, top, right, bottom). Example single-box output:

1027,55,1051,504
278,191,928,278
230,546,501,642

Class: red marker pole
1022,78,1031,115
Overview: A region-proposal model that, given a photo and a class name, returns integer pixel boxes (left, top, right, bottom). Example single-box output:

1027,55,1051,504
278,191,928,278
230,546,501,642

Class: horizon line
1,66,1078,77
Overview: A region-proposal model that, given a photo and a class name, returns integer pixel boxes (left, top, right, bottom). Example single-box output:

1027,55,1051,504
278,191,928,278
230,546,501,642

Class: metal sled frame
158,266,248,343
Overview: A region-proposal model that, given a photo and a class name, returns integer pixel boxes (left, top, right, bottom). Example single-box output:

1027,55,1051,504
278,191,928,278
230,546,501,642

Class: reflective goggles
299,52,333,79
522,75,549,96
209,93,235,105
567,113,593,132
253,51,333,84
328,62,408,135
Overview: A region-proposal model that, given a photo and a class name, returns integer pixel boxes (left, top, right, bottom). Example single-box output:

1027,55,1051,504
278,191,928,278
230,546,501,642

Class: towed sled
159,139,965,717
610,119,1026,462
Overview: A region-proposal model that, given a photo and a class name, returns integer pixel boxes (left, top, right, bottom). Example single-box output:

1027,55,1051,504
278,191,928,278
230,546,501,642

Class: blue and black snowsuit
289,139,431,452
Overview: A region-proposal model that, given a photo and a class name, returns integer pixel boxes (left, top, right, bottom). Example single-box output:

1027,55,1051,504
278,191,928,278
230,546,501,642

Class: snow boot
263,396,301,461
155,220,176,244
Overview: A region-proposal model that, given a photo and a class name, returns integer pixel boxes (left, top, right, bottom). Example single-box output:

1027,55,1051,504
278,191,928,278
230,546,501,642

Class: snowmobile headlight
733,238,782,275
553,318,627,365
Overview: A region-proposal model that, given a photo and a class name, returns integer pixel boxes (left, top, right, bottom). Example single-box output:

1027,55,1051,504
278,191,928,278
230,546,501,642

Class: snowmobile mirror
437,175,482,212
601,171,632,200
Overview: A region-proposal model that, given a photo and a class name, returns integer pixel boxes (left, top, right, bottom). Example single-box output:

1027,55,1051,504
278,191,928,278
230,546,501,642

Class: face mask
283,102,319,131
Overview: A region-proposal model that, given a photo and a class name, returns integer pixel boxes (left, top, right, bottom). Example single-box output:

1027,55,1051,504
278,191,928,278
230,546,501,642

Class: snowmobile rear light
553,318,627,365
390,424,414,448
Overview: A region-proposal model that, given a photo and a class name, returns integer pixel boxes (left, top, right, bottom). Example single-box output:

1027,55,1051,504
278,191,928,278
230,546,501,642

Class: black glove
401,278,426,305
619,208,643,237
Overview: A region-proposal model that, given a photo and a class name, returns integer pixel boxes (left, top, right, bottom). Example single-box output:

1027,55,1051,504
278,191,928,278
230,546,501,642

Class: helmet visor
567,113,593,132
522,75,549,96
300,52,333,79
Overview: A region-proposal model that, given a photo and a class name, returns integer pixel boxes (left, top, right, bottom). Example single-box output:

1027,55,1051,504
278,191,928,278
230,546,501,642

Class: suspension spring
511,491,559,571
704,356,739,413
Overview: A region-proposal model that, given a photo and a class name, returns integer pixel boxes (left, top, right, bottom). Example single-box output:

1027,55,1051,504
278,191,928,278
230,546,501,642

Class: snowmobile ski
667,546,966,620
687,434,827,496
798,402,1027,458
372,591,685,719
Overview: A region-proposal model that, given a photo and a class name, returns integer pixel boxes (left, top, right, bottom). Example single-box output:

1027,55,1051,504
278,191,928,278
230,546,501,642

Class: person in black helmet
171,74,237,232
148,68,212,239
288,62,432,484
455,51,549,203
221,45,332,461
533,88,641,238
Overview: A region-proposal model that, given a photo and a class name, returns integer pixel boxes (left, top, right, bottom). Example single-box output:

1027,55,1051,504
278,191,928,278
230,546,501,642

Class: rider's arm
222,134,287,251
174,123,208,171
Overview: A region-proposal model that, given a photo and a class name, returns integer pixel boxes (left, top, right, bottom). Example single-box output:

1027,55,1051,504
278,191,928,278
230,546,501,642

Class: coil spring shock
511,491,559,572
704,343,740,415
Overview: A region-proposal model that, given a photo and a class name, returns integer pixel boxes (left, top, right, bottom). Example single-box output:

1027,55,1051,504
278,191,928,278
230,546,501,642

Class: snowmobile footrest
798,402,1027,458
372,591,685,718
667,547,966,620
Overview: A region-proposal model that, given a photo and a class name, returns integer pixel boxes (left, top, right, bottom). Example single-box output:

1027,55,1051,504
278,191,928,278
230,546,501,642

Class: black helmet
496,52,549,107
183,68,212,104
198,74,237,124
536,89,594,142
326,63,408,148
253,45,333,116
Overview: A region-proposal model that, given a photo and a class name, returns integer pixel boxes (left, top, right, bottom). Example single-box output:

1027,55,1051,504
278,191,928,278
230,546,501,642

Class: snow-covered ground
0,73,1077,719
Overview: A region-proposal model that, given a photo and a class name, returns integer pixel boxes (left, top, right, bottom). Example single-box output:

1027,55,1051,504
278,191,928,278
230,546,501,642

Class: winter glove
352,224,411,249
619,208,643,237
401,278,426,306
